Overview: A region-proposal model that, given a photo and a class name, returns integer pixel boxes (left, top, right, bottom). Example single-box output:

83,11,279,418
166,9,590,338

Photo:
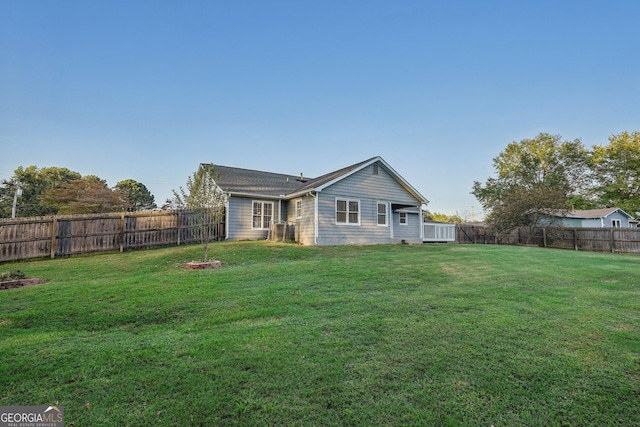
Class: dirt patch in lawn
0,271,47,290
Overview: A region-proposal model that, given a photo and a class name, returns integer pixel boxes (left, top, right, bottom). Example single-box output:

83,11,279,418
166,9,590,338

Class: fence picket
456,224,640,254
0,210,225,262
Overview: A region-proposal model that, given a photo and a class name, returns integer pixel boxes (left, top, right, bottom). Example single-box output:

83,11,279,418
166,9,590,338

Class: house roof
204,164,309,197
293,157,375,194
205,156,428,204
549,207,635,220
571,208,634,219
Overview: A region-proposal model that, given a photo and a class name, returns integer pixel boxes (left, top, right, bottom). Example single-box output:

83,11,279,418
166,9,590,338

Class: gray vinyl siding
286,196,316,245
392,212,421,242
559,218,582,227
607,211,632,227
226,196,274,240
315,163,421,246
581,218,603,227
538,217,581,227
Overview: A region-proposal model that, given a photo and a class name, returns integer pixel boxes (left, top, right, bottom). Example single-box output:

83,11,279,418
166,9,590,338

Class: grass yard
0,242,638,426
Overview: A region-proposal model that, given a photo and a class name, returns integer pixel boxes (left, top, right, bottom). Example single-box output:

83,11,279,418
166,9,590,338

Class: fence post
50,216,58,259
610,228,615,253
573,229,578,251
542,227,547,248
120,213,126,252
176,211,181,245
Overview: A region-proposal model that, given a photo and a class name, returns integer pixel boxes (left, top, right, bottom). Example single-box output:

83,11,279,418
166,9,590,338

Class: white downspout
302,191,319,245
389,202,394,240
419,205,424,241
313,192,319,245
224,196,230,240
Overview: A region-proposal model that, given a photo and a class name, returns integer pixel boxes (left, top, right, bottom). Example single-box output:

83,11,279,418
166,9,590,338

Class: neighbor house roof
204,156,428,204
571,208,634,219
548,207,635,219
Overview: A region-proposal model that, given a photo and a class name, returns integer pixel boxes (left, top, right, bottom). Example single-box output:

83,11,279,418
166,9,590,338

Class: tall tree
472,133,589,235
39,177,129,214
115,179,157,211
0,166,81,218
590,131,640,216
172,164,225,261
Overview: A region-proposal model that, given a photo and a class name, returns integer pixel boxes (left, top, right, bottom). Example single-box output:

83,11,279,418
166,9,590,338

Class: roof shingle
203,164,310,197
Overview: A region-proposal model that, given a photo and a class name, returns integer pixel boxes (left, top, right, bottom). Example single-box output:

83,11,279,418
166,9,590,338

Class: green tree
115,179,157,211
590,131,640,216
0,166,81,218
172,164,225,261
423,211,464,224
39,177,129,214
472,133,590,235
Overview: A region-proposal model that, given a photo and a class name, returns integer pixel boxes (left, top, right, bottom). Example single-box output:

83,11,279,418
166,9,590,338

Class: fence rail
456,224,640,254
0,211,225,262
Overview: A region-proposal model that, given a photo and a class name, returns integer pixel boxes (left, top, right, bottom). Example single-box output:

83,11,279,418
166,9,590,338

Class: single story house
541,207,637,228
207,156,429,245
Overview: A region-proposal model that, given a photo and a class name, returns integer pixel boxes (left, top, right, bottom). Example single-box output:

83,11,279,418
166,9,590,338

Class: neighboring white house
206,156,430,245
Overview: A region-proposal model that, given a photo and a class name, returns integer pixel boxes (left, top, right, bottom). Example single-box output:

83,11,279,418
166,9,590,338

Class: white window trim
295,199,303,219
377,201,388,227
399,212,408,225
252,200,274,230
612,219,621,228
335,197,361,226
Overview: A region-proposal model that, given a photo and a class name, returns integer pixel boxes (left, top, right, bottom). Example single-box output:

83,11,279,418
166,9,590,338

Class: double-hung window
336,198,360,225
399,212,407,225
377,202,388,226
612,219,621,228
252,201,273,229
296,200,302,219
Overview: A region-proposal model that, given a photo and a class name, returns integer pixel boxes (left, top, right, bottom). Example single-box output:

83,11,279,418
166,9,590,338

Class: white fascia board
285,189,320,200
227,191,285,200
394,207,420,213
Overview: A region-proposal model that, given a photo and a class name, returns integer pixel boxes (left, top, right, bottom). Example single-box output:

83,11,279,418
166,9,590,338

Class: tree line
0,166,157,218
473,131,640,235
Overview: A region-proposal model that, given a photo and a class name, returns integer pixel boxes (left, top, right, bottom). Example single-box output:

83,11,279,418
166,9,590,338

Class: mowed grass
0,242,638,426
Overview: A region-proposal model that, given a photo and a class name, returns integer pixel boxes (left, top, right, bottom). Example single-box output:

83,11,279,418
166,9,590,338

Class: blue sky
2,1,639,218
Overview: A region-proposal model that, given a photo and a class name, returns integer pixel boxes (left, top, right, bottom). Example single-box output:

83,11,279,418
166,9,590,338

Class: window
399,212,407,225
377,202,388,226
373,164,379,175
612,219,621,228
252,201,273,229
336,198,360,225
296,200,302,219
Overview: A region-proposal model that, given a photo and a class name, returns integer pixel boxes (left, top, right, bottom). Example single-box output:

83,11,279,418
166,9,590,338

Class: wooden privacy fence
456,224,640,254
0,210,225,262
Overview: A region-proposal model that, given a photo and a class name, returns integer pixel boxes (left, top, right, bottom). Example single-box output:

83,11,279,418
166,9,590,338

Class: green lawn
1,242,638,426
